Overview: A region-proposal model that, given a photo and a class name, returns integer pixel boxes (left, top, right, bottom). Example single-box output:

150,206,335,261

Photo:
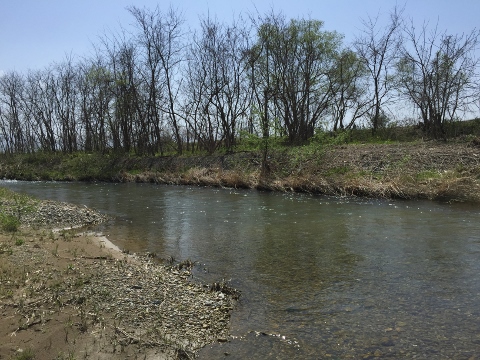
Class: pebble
2,194,237,355
2,199,109,228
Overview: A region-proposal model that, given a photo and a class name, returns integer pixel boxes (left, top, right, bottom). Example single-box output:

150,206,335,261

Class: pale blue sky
1,0,479,74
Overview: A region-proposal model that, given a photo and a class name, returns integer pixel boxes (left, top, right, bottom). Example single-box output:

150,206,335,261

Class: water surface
2,181,479,358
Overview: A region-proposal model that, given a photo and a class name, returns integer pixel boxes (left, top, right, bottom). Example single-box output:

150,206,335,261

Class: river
1,180,479,359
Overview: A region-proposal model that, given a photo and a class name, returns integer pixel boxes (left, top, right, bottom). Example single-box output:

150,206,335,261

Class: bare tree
22,69,58,152
247,11,279,141
354,6,404,132
51,57,79,153
182,16,250,154
97,28,140,153
0,71,27,153
128,6,186,154
183,18,222,154
77,57,113,153
397,22,480,138
126,6,165,155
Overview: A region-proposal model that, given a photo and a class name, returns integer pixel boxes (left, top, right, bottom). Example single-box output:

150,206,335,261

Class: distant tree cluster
0,6,479,155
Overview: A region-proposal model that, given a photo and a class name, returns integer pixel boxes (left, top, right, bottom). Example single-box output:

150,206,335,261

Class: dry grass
32,141,479,203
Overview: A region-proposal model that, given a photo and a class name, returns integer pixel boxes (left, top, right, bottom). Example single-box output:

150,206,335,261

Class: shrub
0,214,20,232
13,348,35,360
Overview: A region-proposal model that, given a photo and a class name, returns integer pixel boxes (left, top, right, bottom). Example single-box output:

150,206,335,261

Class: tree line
0,6,479,155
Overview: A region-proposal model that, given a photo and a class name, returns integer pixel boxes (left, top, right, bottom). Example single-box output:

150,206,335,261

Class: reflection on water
2,181,480,358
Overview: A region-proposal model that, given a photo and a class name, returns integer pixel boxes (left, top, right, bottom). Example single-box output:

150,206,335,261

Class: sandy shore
0,196,238,360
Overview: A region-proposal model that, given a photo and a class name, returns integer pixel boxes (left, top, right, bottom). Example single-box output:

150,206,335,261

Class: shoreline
78,231,123,255
0,195,238,359
1,141,479,203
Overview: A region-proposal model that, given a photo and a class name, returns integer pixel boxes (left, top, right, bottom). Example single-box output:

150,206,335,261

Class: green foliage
280,141,325,176
12,348,35,360
0,187,37,231
236,131,288,152
311,130,352,145
1,118,479,185
252,16,344,143
0,152,123,181
0,214,20,232
325,166,351,176
21,151,63,166
236,132,262,150
444,118,480,138
0,186,19,201
370,111,391,129
236,118,480,149
416,170,442,181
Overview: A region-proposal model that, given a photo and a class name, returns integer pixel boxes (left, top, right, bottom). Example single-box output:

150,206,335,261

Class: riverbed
2,180,479,359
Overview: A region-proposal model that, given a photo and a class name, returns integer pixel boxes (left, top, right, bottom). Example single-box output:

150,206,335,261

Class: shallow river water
2,181,480,359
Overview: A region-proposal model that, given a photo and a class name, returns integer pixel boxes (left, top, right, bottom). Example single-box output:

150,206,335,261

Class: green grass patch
127,169,143,175
0,186,18,201
0,187,39,232
325,166,351,176
0,214,20,232
235,132,290,152
0,186,37,216
0,151,124,181
13,348,35,360
416,170,442,181
346,170,382,181
396,155,412,167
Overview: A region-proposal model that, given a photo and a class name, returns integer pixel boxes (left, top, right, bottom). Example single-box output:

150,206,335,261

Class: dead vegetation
2,141,479,202
117,141,480,203
0,197,238,360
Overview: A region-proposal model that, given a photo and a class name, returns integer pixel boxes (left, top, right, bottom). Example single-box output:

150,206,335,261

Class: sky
1,0,479,75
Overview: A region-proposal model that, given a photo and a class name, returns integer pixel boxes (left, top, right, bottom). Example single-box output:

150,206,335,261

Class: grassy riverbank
0,188,238,359
1,139,480,203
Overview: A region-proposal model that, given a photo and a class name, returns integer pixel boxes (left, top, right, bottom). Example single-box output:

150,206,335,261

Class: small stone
381,337,395,347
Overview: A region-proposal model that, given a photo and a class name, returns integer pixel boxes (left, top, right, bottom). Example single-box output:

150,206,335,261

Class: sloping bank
0,188,239,359
1,141,480,202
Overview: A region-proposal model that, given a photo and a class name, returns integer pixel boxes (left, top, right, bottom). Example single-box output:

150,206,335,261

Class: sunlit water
2,181,480,359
